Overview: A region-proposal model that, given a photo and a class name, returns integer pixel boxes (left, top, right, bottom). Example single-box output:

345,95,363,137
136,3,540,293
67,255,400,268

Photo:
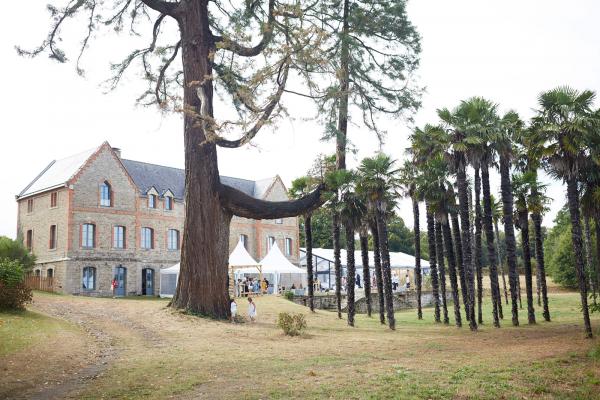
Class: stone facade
16,142,299,296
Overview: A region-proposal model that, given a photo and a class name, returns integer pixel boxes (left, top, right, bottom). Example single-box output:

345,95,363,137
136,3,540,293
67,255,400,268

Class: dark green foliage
0,259,32,311
284,291,295,301
0,236,35,270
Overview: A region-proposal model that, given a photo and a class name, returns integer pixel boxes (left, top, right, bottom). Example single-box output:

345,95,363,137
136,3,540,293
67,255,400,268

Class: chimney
112,147,122,158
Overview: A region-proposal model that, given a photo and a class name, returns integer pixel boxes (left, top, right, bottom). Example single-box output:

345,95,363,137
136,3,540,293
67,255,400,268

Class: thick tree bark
375,208,396,330
456,158,477,330
172,3,232,318
435,220,449,324
566,177,593,338
442,215,462,327
595,212,600,307
333,213,343,319
413,197,423,320
305,214,314,312
426,202,441,323
518,205,536,324
481,163,501,327
451,209,469,318
360,232,372,317
371,221,385,324
335,0,350,172
345,221,356,326
499,156,519,326
474,166,484,324
532,212,550,321
584,216,597,304
495,219,509,307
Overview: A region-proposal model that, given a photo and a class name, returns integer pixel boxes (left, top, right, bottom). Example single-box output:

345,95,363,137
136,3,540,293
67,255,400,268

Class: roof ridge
17,160,56,198
121,158,184,171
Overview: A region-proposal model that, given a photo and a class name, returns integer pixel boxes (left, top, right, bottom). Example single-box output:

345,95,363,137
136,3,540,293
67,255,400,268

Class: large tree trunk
333,213,343,319
375,206,396,330
413,196,423,320
451,209,469,318
360,232,372,317
532,212,550,321
456,157,477,330
371,221,385,324
305,214,315,312
173,3,232,318
584,215,597,304
345,221,356,326
481,163,501,327
518,204,536,324
435,220,449,324
566,177,593,338
426,202,441,323
442,214,462,327
474,166,484,324
335,0,350,172
495,219,509,308
499,156,519,326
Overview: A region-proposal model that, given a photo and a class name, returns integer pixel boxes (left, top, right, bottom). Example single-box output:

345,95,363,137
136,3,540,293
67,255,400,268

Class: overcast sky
1,1,599,238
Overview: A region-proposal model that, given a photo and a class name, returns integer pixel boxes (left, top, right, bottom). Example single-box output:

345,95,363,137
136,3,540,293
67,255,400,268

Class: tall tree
435,220,450,324
535,86,598,337
359,154,401,330
492,195,509,308
25,0,328,318
441,187,463,327
426,202,442,323
371,220,386,324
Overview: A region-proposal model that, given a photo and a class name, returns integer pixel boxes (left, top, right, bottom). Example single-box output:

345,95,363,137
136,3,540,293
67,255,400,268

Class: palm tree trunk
333,213,343,319
566,177,593,338
595,211,600,306
426,202,441,323
518,205,536,324
531,212,550,321
360,232,372,317
451,210,469,318
413,196,423,320
495,219,509,307
474,166,484,324
442,213,462,327
481,163,501,327
499,156,520,326
371,221,385,324
456,158,477,330
345,221,356,326
435,220,449,324
305,214,315,312
375,205,396,330
584,215,597,305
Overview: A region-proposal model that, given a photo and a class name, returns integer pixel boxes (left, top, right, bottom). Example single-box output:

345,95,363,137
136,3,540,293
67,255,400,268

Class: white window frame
100,182,111,207
167,229,179,250
148,194,156,209
165,196,173,211
114,226,125,249
82,266,96,290
267,236,276,251
141,227,154,249
82,224,95,248
285,238,292,256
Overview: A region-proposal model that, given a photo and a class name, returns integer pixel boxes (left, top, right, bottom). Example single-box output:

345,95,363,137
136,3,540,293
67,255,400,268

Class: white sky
1,0,599,238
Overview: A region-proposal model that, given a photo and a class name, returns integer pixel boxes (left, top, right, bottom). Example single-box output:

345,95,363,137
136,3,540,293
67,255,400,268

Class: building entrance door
142,268,154,296
115,266,127,297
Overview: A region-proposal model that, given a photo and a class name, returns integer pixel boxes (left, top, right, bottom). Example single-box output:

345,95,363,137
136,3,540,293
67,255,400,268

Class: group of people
236,277,269,297
230,297,257,323
338,273,411,292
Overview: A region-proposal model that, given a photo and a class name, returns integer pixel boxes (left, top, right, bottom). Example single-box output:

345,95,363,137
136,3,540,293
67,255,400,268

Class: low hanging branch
219,181,326,219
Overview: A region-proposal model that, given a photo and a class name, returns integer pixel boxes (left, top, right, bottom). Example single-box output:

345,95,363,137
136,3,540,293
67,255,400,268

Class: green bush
0,236,35,270
277,312,307,336
0,259,32,311
284,290,295,301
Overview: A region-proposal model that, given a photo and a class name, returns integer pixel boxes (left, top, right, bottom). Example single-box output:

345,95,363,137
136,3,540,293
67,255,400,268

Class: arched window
167,229,180,250
82,266,96,290
100,181,112,207
47,268,54,278
239,234,248,250
141,227,154,249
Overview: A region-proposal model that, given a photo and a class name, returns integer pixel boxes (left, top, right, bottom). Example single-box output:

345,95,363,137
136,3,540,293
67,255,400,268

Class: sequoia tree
25,0,332,318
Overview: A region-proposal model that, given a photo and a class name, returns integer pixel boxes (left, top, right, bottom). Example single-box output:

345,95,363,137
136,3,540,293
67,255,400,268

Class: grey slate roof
121,159,273,200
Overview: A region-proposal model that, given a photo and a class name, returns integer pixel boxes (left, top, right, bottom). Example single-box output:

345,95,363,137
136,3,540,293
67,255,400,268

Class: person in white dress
230,299,237,323
247,297,257,322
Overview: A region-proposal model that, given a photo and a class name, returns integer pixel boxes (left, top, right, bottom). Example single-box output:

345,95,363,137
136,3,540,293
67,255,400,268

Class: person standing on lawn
248,297,257,322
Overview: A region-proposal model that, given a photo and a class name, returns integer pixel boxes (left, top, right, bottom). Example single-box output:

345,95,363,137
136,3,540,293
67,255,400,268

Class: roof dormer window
148,194,157,209
165,195,173,211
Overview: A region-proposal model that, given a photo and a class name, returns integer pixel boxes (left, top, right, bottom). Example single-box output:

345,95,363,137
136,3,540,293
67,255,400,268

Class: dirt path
2,294,168,400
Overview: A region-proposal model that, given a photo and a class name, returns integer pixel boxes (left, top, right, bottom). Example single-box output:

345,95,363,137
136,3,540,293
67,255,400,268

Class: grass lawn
2,290,600,399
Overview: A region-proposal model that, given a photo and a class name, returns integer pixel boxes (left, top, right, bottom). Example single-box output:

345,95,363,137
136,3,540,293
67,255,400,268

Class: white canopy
160,263,180,275
300,248,430,269
236,243,305,274
229,240,260,267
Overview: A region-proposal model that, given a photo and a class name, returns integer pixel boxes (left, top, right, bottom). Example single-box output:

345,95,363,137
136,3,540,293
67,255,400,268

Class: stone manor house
16,142,299,296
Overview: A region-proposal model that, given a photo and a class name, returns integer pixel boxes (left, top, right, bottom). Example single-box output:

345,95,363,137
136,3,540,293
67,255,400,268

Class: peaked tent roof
300,248,430,269
18,145,100,198
260,243,306,274
229,240,260,267
160,263,180,274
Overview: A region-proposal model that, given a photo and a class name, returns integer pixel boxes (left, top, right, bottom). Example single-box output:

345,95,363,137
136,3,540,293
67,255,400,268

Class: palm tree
358,153,401,330
438,105,478,330
512,172,536,324
399,160,423,319
491,194,509,309
425,201,442,323
535,86,597,338
370,218,385,324
490,111,522,326
441,185,463,327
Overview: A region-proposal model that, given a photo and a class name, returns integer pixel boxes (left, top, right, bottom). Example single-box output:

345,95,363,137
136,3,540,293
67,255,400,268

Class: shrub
0,259,32,311
0,236,35,270
283,290,294,301
277,312,307,336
